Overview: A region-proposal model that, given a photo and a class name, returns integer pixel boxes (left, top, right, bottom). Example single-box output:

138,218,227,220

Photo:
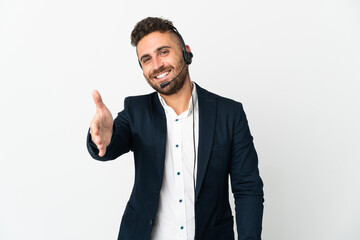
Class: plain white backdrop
1,0,359,239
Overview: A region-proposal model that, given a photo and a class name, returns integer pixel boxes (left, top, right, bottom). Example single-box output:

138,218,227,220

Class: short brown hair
131,17,176,46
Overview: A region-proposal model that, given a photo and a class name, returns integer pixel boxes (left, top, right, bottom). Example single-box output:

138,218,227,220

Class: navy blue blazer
87,84,264,240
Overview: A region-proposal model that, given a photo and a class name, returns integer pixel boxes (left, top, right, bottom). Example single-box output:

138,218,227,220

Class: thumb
92,90,105,109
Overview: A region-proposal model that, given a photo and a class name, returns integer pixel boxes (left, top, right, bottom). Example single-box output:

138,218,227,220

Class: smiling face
137,31,189,95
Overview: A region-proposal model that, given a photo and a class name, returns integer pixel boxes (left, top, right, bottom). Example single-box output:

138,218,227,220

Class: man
87,17,264,240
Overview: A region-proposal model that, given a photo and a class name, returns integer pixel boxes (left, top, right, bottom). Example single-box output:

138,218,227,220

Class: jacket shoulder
122,92,157,109
124,92,156,103
198,85,243,110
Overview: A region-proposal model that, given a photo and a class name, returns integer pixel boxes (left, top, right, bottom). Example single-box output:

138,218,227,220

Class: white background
1,0,359,239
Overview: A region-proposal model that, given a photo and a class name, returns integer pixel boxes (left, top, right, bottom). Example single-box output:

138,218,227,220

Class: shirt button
175,119,179,121
179,199,182,203
177,172,180,175
180,226,184,230
175,144,179,148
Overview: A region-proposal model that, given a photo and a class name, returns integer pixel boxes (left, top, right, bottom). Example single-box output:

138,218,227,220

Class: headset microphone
159,27,193,88
160,63,187,88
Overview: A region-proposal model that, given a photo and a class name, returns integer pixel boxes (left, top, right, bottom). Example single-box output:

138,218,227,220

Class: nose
152,56,164,70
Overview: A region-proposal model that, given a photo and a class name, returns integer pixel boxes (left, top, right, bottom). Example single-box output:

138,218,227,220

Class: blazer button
149,219,153,226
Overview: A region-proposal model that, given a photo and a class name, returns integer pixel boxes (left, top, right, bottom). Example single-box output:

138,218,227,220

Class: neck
159,77,193,115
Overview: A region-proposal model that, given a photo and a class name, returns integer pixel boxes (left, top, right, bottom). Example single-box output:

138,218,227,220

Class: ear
185,45,192,53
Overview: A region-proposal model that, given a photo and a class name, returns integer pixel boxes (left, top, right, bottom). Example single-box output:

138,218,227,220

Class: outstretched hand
89,90,113,157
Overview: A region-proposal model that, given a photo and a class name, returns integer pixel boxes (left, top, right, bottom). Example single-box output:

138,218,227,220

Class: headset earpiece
183,50,193,65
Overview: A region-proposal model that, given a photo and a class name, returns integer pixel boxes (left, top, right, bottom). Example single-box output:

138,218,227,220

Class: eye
142,57,150,64
159,49,169,55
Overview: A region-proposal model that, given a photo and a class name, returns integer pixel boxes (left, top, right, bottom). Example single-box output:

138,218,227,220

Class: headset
172,27,193,65
138,27,197,206
157,27,193,88
170,28,197,198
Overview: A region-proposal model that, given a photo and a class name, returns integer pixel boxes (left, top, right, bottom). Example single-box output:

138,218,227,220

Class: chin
147,67,188,96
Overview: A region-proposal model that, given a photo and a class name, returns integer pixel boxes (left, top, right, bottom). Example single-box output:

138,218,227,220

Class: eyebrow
139,46,172,62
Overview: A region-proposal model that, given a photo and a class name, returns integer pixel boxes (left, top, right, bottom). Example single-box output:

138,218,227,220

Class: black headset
137,26,197,208
173,27,193,65
138,27,193,68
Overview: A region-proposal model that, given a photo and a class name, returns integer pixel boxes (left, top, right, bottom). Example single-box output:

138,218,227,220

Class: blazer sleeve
230,103,264,240
86,97,133,161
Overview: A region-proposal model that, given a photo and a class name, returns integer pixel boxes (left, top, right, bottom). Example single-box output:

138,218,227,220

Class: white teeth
155,71,169,79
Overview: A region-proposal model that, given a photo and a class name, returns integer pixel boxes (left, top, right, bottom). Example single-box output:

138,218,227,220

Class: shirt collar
157,82,198,119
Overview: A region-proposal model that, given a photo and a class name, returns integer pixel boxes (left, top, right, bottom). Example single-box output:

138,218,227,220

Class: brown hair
131,17,176,47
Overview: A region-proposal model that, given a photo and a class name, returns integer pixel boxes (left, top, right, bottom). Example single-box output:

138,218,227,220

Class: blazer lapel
195,84,216,199
150,93,167,190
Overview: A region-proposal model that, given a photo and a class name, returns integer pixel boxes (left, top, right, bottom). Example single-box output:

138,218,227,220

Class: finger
98,148,106,157
93,135,102,146
90,121,99,136
92,90,105,109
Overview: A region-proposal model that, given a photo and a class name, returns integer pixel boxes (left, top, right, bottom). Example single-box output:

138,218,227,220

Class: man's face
137,31,188,95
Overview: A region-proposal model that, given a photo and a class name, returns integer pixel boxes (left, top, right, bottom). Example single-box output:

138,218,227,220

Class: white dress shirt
150,84,199,240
